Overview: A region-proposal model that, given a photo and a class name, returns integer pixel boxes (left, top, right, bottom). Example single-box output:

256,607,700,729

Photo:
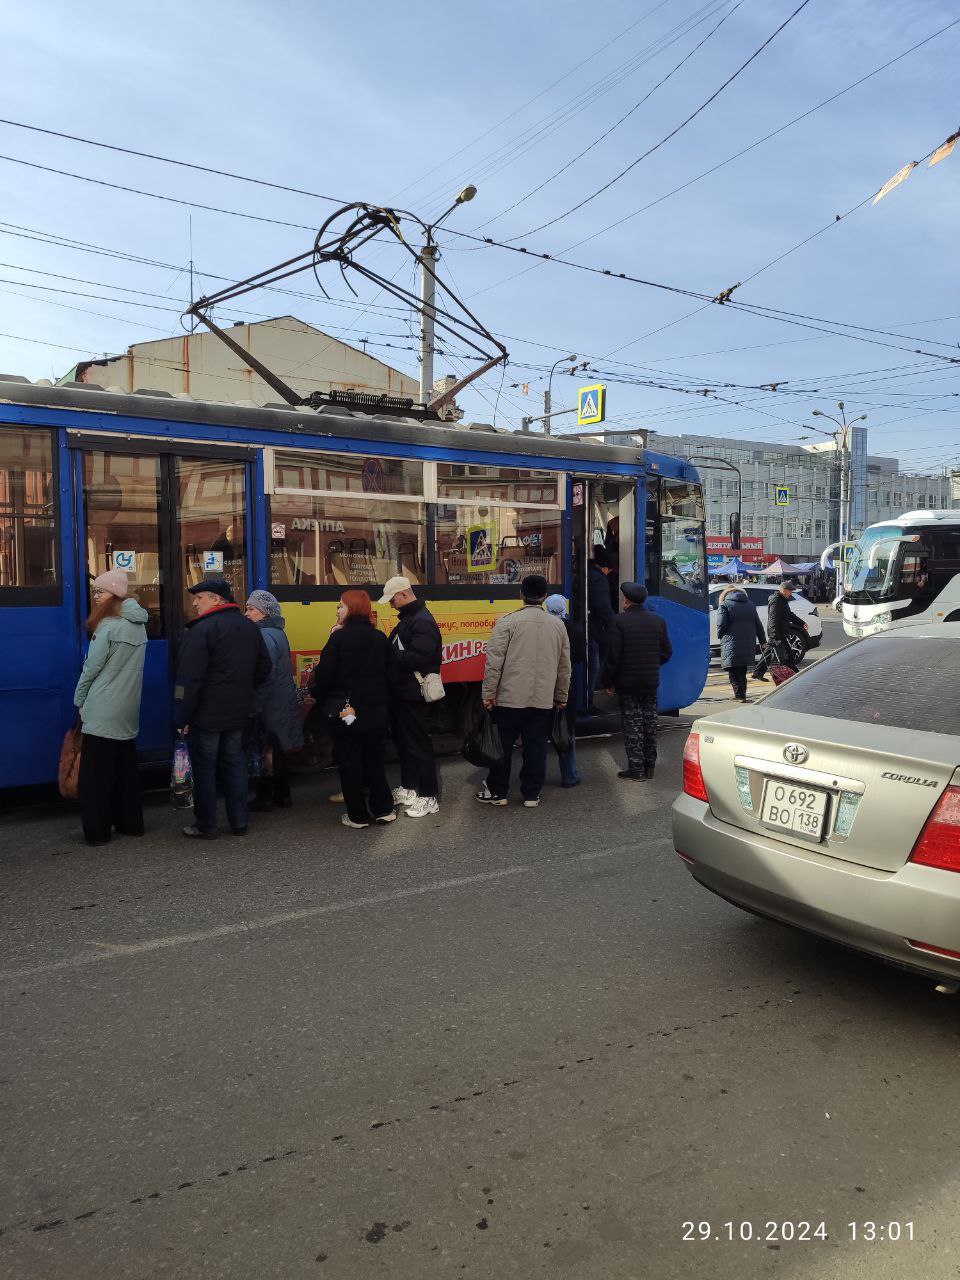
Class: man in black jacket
602,582,673,780
379,575,443,818
174,579,270,839
587,548,615,713
753,580,807,680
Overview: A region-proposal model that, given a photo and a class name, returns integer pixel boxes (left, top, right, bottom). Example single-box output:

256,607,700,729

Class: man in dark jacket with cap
174,579,271,839
586,548,615,713
602,582,672,780
753,579,807,681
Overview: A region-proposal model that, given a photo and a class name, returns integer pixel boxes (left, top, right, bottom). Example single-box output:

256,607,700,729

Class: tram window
437,463,559,506
434,505,561,587
83,452,163,635
0,428,57,591
275,451,422,497
178,459,247,613
659,479,705,597
269,494,426,588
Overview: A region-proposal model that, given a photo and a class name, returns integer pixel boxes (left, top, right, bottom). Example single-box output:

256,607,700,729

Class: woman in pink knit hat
73,569,149,845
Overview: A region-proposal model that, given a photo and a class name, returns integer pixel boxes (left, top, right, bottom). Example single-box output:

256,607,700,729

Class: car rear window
763,635,960,735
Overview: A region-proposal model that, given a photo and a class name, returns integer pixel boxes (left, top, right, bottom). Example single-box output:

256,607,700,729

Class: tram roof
0,374,694,476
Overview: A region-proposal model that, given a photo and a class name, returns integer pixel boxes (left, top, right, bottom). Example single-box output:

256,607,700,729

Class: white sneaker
522,797,541,808
341,814,369,829
375,810,398,824
404,796,439,818
393,786,417,806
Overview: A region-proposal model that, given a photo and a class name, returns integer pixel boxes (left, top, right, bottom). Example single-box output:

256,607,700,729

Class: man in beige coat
476,574,571,808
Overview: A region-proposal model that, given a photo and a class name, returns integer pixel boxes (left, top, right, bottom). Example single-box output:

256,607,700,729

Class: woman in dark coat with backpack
716,586,765,702
309,590,399,829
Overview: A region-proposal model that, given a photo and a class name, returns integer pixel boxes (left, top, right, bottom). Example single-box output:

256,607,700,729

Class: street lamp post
544,354,579,436
811,401,867,545
419,184,477,406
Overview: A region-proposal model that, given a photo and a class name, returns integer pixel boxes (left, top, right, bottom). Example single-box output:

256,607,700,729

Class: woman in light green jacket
73,569,148,845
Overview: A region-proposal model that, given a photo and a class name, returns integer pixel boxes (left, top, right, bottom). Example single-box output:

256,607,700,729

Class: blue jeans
486,707,552,801
558,734,580,785
188,727,247,834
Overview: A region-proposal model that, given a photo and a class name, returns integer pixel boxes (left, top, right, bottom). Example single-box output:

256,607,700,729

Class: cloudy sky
2,0,958,472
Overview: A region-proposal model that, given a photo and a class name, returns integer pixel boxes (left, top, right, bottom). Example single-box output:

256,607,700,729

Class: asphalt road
4,626,960,1280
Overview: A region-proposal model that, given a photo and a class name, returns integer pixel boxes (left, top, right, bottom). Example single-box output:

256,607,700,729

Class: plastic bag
550,707,572,754
461,706,503,769
170,733,193,809
58,722,82,799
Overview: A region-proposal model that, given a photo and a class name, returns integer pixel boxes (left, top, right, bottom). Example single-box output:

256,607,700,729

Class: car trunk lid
696,708,960,873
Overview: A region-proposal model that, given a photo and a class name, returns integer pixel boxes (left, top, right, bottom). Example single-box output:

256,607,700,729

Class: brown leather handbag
58,723,83,799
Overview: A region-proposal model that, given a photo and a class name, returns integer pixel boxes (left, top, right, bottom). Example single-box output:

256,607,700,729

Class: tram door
570,477,636,718
75,443,252,762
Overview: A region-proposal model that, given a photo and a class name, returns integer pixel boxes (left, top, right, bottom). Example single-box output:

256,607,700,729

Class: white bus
838,510,960,638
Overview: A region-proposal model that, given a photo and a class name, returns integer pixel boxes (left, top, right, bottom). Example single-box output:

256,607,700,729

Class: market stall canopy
710,556,763,576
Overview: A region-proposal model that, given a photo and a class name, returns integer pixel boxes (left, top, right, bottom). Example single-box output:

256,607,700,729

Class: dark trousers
392,699,438,799
78,733,143,845
188,727,247,834
753,642,797,679
333,731,394,824
727,666,748,700
587,636,605,709
255,736,291,806
621,693,658,775
486,707,552,800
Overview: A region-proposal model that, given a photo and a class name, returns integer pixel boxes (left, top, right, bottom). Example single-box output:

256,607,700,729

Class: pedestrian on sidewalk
716,586,765,702
378,575,443,819
602,582,672,781
546,594,584,788
476,574,571,808
73,569,148,846
753,579,806,681
244,590,303,811
174,578,271,840
309,590,398,829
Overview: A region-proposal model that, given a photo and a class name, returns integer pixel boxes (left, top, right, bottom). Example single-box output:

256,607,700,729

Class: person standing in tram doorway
174,578,271,839
545,594,584,788
73,569,148,846
602,582,672,781
587,548,615,713
378,575,443,819
244,590,304,810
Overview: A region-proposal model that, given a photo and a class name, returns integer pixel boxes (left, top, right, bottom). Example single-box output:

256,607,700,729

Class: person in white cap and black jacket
378,575,443,819
73,569,148,845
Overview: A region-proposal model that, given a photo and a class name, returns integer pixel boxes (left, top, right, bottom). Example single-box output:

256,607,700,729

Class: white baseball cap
378,575,412,605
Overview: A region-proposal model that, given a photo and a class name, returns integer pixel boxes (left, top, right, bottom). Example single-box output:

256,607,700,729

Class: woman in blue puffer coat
244,590,304,809
717,587,765,702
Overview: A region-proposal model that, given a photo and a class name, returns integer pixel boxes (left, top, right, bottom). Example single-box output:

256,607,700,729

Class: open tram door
70,435,255,766
570,476,636,724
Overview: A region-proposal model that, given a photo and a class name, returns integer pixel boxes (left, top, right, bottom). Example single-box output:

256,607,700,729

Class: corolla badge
783,742,809,765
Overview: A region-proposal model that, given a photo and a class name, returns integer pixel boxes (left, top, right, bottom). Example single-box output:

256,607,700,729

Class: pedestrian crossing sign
774,485,791,506
577,383,606,426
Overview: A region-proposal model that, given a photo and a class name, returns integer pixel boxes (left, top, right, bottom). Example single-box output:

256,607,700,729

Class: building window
771,517,783,537
815,519,825,540
0,427,58,593
726,479,738,497
801,518,812,539
711,477,722,494
742,515,754,534
894,492,902,507
786,518,798,539
710,514,723,534
758,517,769,536
815,485,824,498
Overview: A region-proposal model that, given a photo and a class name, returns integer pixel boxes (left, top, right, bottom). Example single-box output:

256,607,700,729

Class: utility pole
419,184,477,407
543,354,578,436
812,401,866,546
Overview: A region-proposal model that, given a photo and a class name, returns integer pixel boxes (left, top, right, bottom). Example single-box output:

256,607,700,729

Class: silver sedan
672,624,960,987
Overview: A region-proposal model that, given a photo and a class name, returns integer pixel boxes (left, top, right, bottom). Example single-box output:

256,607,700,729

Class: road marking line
0,839,674,984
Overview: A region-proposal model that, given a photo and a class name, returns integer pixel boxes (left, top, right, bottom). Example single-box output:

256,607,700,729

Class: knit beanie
92,568,129,598
245,589,282,619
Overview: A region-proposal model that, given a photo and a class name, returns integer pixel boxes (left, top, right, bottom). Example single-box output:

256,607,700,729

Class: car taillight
682,732,709,802
909,785,960,872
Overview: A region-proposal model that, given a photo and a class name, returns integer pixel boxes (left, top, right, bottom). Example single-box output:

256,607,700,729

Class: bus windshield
845,525,922,602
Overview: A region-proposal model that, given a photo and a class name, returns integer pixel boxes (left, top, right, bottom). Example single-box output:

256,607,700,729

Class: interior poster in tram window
280,598,521,687
466,520,498,574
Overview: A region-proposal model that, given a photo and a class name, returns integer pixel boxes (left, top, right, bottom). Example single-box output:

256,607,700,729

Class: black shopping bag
462,707,503,769
550,707,572,755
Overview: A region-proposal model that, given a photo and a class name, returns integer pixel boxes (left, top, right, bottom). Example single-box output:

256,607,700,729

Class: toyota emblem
783,742,808,765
